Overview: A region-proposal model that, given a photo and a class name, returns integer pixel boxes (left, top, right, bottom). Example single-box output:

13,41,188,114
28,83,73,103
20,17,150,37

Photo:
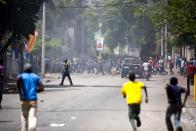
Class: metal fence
5,55,21,81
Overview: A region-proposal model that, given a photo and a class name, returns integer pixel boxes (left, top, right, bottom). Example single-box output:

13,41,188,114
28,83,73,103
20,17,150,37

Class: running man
165,77,188,131
121,73,148,131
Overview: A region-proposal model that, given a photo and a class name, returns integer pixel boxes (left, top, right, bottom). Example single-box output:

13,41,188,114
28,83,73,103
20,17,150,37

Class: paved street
0,74,196,131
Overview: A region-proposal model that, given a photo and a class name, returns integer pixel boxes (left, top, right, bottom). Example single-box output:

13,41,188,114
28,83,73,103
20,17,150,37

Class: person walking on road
121,73,148,131
0,64,4,109
169,60,174,75
165,77,188,131
17,63,44,131
59,59,73,86
96,59,105,75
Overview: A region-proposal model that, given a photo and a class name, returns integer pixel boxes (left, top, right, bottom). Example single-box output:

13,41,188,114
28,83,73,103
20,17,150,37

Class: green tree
31,0,77,54
148,0,196,46
83,0,156,57
0,0,46,56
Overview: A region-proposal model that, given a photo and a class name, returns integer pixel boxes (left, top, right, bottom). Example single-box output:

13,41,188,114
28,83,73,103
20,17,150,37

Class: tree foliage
33,0,78,53
148,0,196,46
83,0,156,57
0,0,45,56
46,0,76,40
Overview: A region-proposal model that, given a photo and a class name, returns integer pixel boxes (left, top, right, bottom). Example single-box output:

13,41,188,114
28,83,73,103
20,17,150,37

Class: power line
56,2,148,9
10,0,150,9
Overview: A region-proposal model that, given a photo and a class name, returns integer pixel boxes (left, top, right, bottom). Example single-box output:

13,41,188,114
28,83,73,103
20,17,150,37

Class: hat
24,63,32,72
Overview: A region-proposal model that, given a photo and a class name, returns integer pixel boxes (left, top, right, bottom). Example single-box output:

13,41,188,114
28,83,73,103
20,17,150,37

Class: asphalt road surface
0,74,196,131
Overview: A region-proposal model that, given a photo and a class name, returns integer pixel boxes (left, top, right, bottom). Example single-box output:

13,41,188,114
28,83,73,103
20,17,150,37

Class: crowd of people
175,57,196,76
31,55,123,75
142,56,196,77
29,55,196,80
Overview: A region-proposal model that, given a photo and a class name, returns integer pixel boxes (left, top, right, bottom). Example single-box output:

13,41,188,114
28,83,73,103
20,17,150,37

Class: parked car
121,57,144,78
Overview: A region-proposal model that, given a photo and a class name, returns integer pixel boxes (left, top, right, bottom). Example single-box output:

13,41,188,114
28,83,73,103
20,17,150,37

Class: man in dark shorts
165,77,188,131
121,73,148,131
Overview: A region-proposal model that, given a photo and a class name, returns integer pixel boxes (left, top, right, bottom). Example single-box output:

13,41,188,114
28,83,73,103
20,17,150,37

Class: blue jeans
166,104,182,131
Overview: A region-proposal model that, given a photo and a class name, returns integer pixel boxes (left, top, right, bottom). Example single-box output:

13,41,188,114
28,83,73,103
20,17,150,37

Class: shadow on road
1,106,20,110
45,85,120,88
0,120,15,123
44,88,81,92
38,108,126,112
37,108,167,113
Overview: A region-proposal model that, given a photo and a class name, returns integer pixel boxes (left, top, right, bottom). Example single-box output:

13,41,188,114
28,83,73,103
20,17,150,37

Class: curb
183,107,196,126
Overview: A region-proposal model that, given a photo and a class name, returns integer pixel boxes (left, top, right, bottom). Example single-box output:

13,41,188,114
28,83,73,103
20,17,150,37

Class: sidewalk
168,68,196,126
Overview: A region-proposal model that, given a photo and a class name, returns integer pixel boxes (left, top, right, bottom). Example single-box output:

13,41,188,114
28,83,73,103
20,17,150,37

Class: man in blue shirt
17,63,44,131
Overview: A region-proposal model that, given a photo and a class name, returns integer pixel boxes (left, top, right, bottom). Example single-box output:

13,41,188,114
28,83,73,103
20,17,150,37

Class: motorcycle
144,70,151,81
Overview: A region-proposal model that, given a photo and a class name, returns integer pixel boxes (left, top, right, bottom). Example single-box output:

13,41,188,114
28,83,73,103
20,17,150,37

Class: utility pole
41,1,46,77
164,0,168,68
98,22,102,58
164,19,168,61
161,28,164,57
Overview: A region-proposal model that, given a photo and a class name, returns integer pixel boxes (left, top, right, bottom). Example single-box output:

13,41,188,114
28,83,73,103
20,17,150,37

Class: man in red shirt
187,62,195,85
188,62,195,75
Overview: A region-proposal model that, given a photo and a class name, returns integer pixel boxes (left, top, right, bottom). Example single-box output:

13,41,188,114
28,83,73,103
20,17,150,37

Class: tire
121,74,125,78
138,73,143,78
121,72,126,78
121,70,126,78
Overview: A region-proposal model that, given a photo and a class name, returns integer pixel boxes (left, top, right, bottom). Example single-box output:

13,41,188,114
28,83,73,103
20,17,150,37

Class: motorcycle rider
148,57,154,73
96,59,105,75
142,60,151,79
143,62,149,72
